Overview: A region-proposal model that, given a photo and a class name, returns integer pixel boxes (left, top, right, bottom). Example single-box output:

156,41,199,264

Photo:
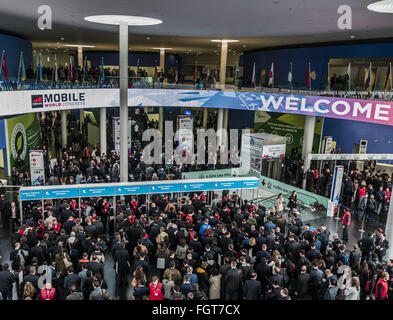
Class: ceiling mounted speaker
367,0,393,13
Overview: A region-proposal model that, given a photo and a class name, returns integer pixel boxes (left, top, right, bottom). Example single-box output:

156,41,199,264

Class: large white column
78,47,85,132
203,108,208,128
159,48,165,135
302,115,316,189
222,108,229,147
216,109,224,147
219,41,228,89
385,200,393,260
119,22,129,183
100,107,107,156
61,110,67,147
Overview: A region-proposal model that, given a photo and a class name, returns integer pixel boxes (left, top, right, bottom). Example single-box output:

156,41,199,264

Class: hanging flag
18,51,27,82
38,54,43,82
154,60,158,82
100,56,105,81
194,61,198,82
364,62,371,91
306,62,311,89
69,56,74,82
0,50,9,81
345,62,351,90
137,58,140,80
175,69,178,84
384,63,391,91
288,62,293,87
54,54,58,82
83,56,88,82
268,62,274,87
251,61,256,86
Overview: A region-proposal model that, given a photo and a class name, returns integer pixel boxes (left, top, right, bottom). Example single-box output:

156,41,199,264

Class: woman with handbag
55,244,72,276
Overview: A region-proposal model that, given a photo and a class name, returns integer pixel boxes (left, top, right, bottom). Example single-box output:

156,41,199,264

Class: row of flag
249,60,393,91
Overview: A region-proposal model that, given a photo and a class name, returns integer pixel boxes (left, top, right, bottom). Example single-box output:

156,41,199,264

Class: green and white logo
11,123,27,161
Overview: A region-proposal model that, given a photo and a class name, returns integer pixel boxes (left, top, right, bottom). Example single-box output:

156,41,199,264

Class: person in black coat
114,242,131,287
0,263,15,300
30,240,46,265
243,272,261,300
358,232,375,263
224,261,243,300
133,279,150,300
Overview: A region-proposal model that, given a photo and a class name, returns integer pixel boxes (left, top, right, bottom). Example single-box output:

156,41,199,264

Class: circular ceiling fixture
84,15,162,26
367,0,393,13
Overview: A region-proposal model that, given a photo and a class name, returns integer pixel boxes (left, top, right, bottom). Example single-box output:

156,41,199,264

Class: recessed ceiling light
211,39,239,43
350,35,355,38
368,0,393,13
242,45,246,47
84,15,162,26
61,37,64,41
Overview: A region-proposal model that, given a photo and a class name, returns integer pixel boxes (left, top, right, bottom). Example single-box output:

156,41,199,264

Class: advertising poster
5,113,41,173
112,117,132,156
176,115,193,156
254,111,322,154
327,165,344,217
262,144,286,159
249,136,264,173
29,150,45,186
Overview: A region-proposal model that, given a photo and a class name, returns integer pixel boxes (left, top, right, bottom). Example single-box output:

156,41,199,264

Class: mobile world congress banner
0,89,393,126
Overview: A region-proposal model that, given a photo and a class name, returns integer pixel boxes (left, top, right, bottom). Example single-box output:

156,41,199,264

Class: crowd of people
0,178,392,300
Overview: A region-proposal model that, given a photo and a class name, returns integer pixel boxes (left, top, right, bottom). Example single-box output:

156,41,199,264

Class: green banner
254,111,323,154
7,113,41,171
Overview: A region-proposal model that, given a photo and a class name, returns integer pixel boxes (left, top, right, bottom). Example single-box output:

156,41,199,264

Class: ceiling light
146,37,150,40
211,39,239,43
152,47,172,50
350,35,355,38
84,15,162,26
56,42,59,44
368,0,393,12
61,37,64,40
64,44,96,48
242,45,246,47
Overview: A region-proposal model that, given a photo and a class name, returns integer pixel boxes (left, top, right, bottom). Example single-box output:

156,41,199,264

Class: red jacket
41,287,56,300
149,282,163,300
101,202,110,215
375,278,388,299
342,211,351,226
52,223,61,233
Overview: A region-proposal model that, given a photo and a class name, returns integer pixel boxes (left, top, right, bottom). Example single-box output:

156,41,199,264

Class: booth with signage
241,133,286,181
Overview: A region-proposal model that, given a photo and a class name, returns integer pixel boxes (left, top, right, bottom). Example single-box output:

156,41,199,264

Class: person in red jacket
130,198,138,215
37,219,45,240
51,219,61,234
40,282,56,300
101,199,110,228
342,210,351,244
149,276,164,300
375,272,389,300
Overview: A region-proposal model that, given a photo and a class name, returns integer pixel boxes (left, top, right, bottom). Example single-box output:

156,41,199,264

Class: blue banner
116,185,149,196
212,181,243,190
150,183,181,193
43,188,79,199
242,180,259,189
20,190,42,201
182,182,212,192
80,186,115,197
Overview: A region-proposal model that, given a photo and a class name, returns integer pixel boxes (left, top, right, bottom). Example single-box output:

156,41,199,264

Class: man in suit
243,272,261,300
375,233,389,262
114,242,131,287
0,263,15,300
224,261,243,300
358,232,375,263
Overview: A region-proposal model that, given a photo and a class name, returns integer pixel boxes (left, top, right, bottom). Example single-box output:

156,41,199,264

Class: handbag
63,253,72,268
365,271,372,293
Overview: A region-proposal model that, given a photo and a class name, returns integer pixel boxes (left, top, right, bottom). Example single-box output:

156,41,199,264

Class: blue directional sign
182,182,212,192
212,180,243,190
80,186,115,197
150,183,181,193
43,188,79,199
116,185,149,196
242,180,259,189
20,190,42,201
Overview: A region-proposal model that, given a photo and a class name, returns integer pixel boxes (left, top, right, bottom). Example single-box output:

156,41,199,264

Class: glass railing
2,78,393,102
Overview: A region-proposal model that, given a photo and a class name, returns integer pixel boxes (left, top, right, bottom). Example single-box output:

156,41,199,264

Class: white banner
262,144,286,159
327,165,344,217
176,115,193,155
113,117,132,156
324,136,333,154
29,150,45,186
308,153,393,161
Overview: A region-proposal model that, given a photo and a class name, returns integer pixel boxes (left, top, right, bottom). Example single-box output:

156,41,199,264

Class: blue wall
85,51,182,69
0,34,33,81
322,118,393,154
228,110,255,131
241,41,393,89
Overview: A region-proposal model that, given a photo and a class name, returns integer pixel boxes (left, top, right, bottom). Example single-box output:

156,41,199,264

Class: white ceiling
1,0,393,54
